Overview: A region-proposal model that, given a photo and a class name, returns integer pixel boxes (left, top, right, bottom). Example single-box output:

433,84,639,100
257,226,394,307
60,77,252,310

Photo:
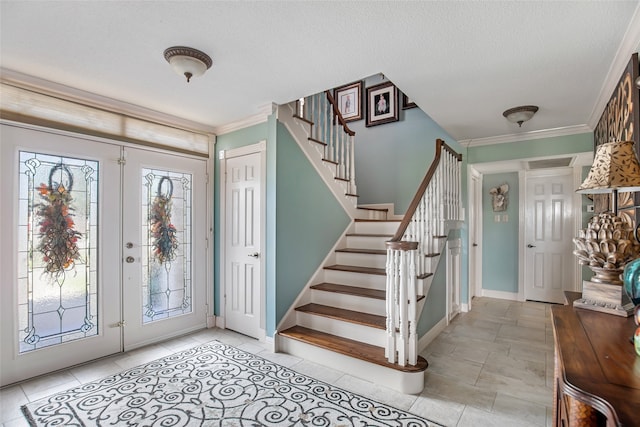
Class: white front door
0,124,122,386
0,124,209,386
524,170,575,303
224,151,262,338
122,147,207,350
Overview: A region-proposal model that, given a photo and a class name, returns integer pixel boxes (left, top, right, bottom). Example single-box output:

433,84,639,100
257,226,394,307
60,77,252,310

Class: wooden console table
551,292,639,427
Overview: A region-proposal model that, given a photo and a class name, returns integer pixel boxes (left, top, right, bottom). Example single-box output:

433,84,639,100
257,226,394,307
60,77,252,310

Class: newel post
385,240,418,366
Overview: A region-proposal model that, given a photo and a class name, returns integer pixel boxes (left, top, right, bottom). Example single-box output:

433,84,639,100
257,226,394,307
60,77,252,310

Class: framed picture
366,81,399,127
402,94,417,109
334,81,363,122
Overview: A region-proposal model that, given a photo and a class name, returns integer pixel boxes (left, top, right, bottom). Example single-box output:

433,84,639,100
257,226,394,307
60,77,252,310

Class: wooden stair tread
295,303,385,329
322,158,339,165
345,193,359,197
425,253,440,258
335,248,386,255
355,218,401,222
334,176,349,182
346,233,393,237
293,114,313,126
308,137,327,146
324,264,386,275
279,326,428,373
417,272,434,280
311,283,386,300
357,206,389,212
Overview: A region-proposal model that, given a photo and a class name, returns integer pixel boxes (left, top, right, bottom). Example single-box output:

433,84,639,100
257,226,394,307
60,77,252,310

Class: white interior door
524,170,574,303
121,147,207,350
468,168,482,306
224,151,262,338
0,124,121,386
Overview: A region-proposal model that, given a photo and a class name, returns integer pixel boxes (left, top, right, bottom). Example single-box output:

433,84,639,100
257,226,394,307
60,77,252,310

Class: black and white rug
22,341,442,426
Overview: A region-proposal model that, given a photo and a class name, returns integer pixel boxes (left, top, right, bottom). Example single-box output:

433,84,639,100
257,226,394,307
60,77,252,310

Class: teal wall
273,122,351,333
348,75,464,214
468,133,593,164
469,132,594,295
417,253,447,335
481,173,520,293
214,118,350,338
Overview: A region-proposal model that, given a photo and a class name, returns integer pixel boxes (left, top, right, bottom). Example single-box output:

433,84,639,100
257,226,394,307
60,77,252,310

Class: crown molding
587,2,640,128
214,103,277,136
460,124,592,148
0,68,217,135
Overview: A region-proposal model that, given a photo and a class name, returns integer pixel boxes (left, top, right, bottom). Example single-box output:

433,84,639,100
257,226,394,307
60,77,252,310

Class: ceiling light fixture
502,105,539,127
164,46,213,83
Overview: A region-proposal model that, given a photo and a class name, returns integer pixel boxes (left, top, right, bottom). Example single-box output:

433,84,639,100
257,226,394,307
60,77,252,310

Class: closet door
0,123,122,386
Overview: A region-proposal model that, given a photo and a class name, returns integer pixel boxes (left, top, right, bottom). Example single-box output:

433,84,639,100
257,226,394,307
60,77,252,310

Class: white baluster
408,249,417,365
397,250,408,366
350,135,357,194
386,249,397,363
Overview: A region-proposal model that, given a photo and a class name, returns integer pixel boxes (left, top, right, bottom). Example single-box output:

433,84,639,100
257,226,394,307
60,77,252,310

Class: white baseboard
481,289,519,301
215,316,225,329
418,316,447,354
460,303,470,313
264,335,275,353
207,316,216,328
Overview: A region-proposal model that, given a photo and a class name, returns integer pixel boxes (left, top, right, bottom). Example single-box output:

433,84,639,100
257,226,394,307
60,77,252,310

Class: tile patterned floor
0,297,553,427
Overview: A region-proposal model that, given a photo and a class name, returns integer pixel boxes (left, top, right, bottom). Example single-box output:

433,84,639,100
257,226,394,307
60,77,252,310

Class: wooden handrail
388,139,462,243
325,90,355,136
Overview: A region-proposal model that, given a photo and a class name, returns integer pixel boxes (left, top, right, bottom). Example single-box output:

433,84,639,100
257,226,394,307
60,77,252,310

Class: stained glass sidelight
18,152,99,353
141,168,192,323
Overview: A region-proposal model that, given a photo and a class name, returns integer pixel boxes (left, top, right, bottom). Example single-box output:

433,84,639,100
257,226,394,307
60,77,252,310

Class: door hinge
117,157,126,165
117,320,126,327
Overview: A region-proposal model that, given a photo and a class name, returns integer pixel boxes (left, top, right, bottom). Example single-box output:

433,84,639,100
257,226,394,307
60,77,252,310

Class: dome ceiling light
502,105,539,127
164,46,213,83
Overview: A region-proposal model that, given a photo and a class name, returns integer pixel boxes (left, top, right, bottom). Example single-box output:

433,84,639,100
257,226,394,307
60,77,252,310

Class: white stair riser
354,210,387,220
345,235,390,250
311,291,385,316
323,269,386,289
296,311,386,345
336,252,386,269
354,221,399,235
278,336,425,394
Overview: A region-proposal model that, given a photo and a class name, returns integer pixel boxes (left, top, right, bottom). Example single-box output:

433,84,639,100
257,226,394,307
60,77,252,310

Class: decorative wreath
36,163,82,276
150,176,179,264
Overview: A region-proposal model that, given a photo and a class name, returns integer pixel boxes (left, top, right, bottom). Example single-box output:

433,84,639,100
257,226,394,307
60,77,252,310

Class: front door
122,147,207,349
524,170,575,303
0,124,208,386
224,151,262,338
0,124,122,385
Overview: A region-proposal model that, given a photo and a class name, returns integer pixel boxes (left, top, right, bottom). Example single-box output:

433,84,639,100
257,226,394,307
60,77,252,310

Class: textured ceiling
1,1,639,143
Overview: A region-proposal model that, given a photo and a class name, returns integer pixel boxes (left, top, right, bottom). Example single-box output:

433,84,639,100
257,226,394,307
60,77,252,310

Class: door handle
527,244,536,248
126,256,135,263
472,243,478,247
248,252,260,259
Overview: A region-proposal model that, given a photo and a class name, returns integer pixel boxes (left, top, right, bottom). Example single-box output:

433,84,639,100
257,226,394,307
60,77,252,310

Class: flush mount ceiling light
164,46,213,83
502,105,539,127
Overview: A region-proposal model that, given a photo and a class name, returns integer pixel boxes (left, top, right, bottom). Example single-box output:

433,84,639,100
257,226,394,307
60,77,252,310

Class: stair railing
297,91,357,195
385,139,462,366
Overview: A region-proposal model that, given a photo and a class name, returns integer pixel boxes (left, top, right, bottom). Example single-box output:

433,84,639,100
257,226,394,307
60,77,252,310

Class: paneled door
524,170,574,303
224,151,262,338
121,147,207,350
0,124,122,386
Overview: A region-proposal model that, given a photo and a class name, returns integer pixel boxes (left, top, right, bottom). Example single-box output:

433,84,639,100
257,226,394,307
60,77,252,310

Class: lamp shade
502,105,538,127
577,140,640,194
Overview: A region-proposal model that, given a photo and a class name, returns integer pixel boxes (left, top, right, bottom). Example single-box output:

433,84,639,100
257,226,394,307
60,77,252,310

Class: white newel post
349,135,356,194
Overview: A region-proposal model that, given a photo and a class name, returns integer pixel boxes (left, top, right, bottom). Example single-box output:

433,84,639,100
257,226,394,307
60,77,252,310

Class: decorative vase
622,258,640,306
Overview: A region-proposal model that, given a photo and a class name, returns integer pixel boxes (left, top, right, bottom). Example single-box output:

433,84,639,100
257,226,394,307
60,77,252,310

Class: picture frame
333,81,363,122
366,81,399,127
402,93,417,110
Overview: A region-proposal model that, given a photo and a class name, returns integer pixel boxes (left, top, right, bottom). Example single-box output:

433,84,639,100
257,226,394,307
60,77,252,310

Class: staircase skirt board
278,329,426,394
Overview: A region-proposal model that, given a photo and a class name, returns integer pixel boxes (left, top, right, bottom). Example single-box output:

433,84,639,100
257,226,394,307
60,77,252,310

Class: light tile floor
1,297,554,427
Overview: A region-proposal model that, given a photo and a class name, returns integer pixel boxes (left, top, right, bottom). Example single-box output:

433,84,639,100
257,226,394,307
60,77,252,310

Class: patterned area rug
22,341,442,426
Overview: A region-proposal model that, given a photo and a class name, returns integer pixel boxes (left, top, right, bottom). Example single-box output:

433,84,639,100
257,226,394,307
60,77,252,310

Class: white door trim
467,165,482,311
517,170,526,301
218,140,266,340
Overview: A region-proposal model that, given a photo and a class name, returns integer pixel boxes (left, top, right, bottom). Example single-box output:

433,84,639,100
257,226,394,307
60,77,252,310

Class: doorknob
126,242,133,249
472,243,478,247
126,256,135,263
248,252,260,259
527,244,536,248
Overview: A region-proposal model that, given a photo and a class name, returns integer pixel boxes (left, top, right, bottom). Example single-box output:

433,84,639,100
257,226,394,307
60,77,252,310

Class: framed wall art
402,93,417,109
334,81,363,122
366,81,399,127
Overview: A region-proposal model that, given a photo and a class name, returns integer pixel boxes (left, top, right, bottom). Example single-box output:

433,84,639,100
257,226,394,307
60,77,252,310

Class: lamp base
573,280,635,317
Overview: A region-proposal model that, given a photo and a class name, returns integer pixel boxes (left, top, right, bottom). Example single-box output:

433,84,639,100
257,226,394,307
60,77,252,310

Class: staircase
279,218,435,393
277,92,462,394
